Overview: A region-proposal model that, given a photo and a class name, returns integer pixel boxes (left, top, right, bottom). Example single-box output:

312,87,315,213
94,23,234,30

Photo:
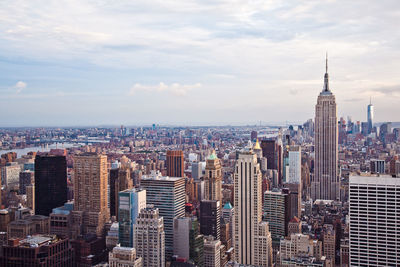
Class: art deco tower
204,150,222,204
311,55,339,201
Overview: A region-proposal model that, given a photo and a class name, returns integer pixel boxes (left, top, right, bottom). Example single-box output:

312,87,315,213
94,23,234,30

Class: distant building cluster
0,58,399,266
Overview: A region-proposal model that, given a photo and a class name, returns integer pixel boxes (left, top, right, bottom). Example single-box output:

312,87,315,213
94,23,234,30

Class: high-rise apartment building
349,175,400,266
118,188,146,247
200,200,220,240
133,205,165,267
35,155,68,216
234,148,273,266
141,171,185,258
312,56,339,201
166,150,184,177
204,151,222,203
73,153,109,237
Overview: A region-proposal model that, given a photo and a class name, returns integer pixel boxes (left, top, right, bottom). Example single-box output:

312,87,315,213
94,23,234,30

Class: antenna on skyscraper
326,52,328,73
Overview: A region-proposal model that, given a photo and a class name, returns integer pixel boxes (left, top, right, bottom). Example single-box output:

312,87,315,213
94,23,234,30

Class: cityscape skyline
1,1,400,126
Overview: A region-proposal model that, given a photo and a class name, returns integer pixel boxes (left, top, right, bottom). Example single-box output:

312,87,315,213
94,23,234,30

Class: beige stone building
72,153,109,238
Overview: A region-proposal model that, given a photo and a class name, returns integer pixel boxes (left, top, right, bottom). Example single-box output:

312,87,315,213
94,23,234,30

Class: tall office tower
26,185,35,211
166,150,184,177
263,189,289,249
367,98,374,134
110,167,134,218
35,155,67,216
380,122,392,142
19,170,34,194
200,200,220,240
203,235,221,267
349,175,400,266
173,216,204,265
204,151,222,203
261,139,282,185
288,146,301,184
73,153,110,237
311,56,339,201
191,161,203,180
282,184,301,220
118,188,146,247
133,206,165,267
234,148,273,266
141,171,185,258
109,246,143,267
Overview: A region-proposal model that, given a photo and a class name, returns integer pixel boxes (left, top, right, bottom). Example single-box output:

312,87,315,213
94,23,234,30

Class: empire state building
311,56,339,200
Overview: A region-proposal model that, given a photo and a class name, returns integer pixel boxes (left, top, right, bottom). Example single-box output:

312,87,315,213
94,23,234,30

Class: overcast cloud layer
0,0,399,126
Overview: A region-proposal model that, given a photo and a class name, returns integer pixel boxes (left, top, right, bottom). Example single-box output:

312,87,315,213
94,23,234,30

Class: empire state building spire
323,52,330,92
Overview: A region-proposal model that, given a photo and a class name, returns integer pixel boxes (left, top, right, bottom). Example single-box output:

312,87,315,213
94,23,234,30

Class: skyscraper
288,146,301,184
166,150,184,177
311,55,339,201
367,98,374,134
35,155,67,216
133,205,165,267
234,147,273,266
73,153,110,237
204,151,222,203
110,167,134,218
200,200,220,240
349,175,400,266
118,188,146,247
173,216,204,265
260,139,283,185
141,171,185,258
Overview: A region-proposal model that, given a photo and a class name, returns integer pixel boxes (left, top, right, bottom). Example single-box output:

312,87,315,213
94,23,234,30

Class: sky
0,0,399,127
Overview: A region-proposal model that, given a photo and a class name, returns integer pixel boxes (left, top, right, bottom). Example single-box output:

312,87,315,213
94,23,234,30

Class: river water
0,142,81,157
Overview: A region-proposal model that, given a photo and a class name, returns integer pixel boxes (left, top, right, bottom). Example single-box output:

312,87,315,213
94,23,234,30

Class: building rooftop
223,202,233,209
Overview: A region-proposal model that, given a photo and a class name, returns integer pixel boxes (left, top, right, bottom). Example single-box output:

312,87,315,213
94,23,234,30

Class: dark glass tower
35,155,67,216
200,199,220,240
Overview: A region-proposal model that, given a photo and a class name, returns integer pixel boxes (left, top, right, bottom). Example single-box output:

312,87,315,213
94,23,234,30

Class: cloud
129,82,201,96
14,81,27,93
367,85,400,98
